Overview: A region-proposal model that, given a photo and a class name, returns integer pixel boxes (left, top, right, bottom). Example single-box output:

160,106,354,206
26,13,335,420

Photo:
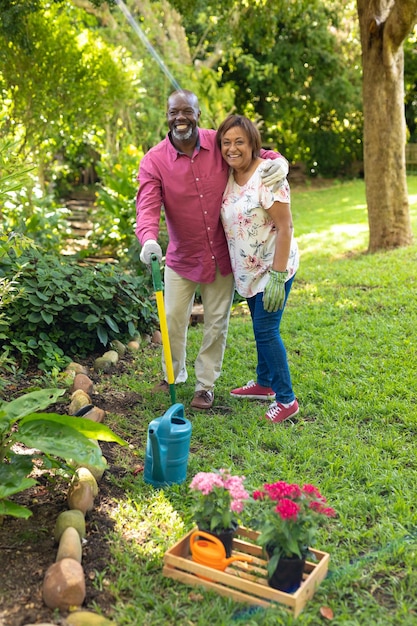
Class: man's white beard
172,126,193,141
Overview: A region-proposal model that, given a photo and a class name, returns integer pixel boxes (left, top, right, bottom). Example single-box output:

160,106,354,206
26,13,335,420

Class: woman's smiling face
220,126,254,172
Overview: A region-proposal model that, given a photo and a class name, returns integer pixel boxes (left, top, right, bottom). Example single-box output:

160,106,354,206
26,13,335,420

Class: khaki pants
163,265,235,391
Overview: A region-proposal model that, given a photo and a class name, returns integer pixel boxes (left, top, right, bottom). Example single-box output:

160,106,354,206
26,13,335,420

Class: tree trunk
357,0,416,252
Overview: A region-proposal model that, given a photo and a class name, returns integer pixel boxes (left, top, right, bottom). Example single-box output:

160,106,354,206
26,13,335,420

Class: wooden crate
163,526,330,618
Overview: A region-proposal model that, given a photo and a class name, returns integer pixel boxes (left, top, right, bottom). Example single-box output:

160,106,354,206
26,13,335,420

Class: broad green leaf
0,453,34,481
20,413,128,446
97,324,108,345
268,553,280,575
28,294,43,306
0,476,37,499
287,537,302,557
18,419,108,468
36,290,49,301
0,500,33,519
104,314,120,333
28,311,42,323
48,303,63,312
40,309,53,324
0,454,36,500
84,314,100,324
70,311,87,322
4,388,65,422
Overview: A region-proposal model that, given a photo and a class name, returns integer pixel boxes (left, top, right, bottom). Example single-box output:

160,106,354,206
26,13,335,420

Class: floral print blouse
220,163,299,298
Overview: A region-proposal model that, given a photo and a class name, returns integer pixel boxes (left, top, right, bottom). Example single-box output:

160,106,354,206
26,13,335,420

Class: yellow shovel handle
155,291,175,386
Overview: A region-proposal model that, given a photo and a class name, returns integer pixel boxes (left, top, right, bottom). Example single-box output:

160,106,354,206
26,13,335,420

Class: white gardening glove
140,239,162,265
260,157,289,190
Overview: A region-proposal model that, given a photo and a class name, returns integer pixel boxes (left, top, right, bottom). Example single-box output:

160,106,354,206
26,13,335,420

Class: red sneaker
230,380,275,401
264,400,299,423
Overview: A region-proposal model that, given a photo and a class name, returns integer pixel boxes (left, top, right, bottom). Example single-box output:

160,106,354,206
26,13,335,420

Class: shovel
150,254,176,404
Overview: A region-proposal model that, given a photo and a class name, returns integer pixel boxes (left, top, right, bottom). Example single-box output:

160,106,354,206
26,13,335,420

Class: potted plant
189,468,249,557
252,481,336,592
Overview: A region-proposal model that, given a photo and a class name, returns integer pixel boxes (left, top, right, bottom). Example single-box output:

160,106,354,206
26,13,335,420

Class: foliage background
0,0,416,376
1,0,415,192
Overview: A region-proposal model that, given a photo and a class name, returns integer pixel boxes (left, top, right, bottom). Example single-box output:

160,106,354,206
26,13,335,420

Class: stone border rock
23,355,123,626
22,334,163,626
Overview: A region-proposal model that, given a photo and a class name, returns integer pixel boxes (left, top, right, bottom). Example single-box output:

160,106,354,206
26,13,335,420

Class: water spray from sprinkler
115,0,182,92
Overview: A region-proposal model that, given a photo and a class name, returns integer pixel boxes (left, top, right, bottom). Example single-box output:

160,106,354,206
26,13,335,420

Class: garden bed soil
0,359,142,626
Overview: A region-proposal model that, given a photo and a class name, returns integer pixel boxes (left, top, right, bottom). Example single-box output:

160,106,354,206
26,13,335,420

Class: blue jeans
246,275,295,404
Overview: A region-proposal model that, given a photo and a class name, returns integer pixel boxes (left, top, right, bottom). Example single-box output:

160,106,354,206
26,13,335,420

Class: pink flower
230,499,245,513
244,255,262,270
223,475,249,501
189,469,249,533
189,472,224,495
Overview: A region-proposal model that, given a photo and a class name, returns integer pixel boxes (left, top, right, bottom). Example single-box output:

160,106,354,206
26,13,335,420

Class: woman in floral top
216,115,300,423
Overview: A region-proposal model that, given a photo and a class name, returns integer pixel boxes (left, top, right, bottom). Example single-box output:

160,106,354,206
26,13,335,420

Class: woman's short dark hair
216,115,262,158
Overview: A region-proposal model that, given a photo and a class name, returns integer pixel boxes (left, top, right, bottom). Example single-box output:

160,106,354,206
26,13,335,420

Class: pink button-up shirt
135,128,278,283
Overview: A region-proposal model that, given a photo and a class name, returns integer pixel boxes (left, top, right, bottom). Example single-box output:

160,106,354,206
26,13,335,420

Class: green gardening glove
263,270,288,312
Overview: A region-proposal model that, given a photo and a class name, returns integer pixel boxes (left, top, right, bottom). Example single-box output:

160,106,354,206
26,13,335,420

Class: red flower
275,498,300,521
309,500,337,517
263,481,302,501
251,480,336,563
302,484,324,499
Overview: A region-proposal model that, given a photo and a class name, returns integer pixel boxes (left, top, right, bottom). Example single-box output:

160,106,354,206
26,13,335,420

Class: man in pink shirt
135,89,288,410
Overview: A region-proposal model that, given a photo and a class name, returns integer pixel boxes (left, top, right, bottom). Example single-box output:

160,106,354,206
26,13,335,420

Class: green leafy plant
0,234,36,380
0,135,72,254
0,387,127,519
89,145,169,268
252,481,336,576
0,247,158,371
88,146,143,264
189,468,249,533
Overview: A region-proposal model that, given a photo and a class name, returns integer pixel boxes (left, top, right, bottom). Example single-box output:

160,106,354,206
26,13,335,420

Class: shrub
86,146,143,265
86,145,169,268
0,247,158,371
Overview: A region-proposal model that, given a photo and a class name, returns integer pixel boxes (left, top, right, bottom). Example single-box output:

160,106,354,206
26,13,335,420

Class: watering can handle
190,531,253,565
190,530,224,551
163,403,185,420
157,403,186,438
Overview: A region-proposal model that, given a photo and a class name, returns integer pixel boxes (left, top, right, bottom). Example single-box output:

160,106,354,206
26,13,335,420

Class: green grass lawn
100,176,417,625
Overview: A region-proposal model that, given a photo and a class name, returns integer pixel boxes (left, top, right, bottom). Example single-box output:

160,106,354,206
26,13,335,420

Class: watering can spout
148,428,167,484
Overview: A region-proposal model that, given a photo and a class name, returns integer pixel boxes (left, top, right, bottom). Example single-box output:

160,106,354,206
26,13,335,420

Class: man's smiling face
167,92,201,142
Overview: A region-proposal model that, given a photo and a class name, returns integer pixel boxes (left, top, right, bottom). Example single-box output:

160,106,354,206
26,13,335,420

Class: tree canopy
0,0,416,253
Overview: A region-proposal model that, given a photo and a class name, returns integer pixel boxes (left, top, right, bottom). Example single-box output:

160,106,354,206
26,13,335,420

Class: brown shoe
151,380,169,394
190,390,214,409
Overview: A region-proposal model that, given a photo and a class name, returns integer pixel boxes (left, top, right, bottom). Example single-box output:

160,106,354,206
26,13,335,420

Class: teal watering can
144,403,192,487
